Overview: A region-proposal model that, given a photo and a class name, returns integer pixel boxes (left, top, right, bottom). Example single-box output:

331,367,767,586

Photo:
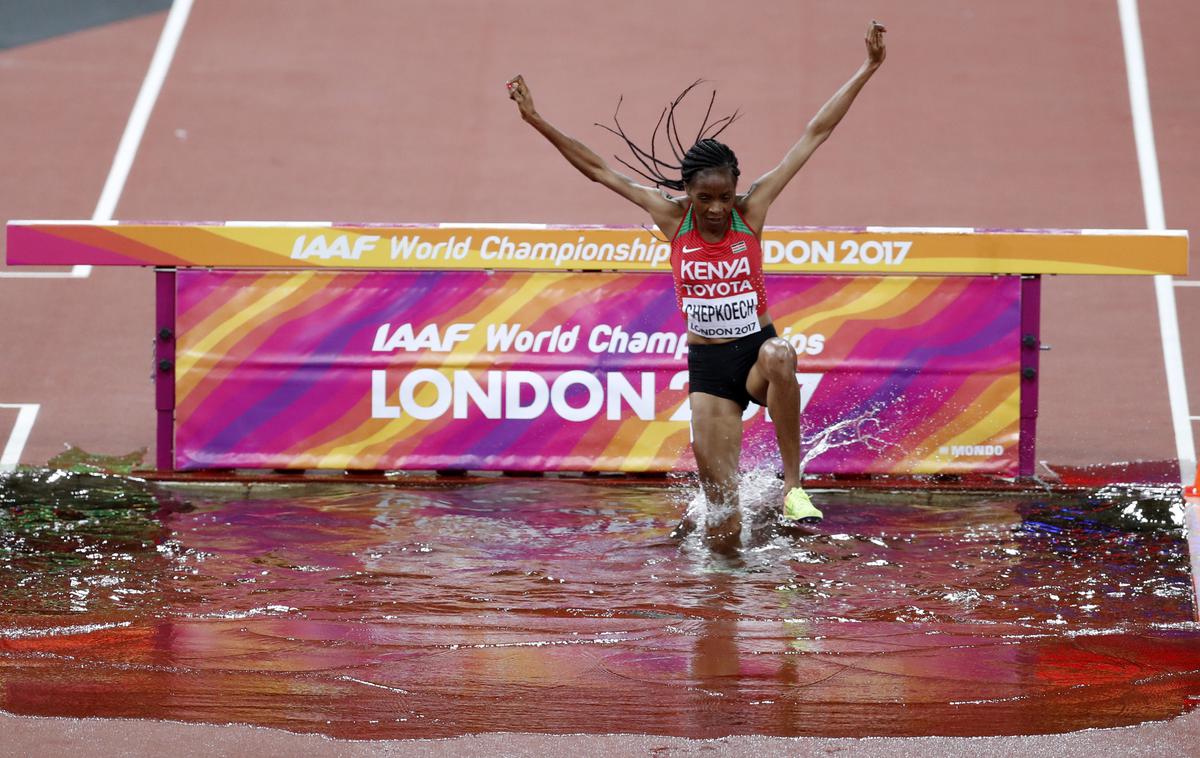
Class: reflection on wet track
1,471,1198,738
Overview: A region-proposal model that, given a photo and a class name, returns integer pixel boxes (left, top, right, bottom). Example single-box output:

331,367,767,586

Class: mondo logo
940,445,1005,457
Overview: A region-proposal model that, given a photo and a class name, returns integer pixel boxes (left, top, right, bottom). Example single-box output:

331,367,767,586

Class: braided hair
596,80,741,192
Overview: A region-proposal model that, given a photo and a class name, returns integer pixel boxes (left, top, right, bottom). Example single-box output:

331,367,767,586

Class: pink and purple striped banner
175,270,1020,474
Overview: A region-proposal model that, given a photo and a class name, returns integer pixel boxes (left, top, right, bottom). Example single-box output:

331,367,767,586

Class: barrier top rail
5,222,1189,275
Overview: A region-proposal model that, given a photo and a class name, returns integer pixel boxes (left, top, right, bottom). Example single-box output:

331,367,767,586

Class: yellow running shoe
783,487,823,524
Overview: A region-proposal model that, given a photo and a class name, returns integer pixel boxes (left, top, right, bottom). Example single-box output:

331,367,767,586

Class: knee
758,338,798,381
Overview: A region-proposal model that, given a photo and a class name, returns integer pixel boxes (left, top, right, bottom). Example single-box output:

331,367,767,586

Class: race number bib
682,292,759,339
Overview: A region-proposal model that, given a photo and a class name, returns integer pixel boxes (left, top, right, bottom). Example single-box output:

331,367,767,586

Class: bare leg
689,392,745,554
746,337,802,498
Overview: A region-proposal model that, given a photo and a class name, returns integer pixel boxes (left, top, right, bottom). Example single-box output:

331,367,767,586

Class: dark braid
680,138,740,189
595,80,740,192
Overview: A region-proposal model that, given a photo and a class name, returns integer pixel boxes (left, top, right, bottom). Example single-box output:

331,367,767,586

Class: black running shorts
686,324,777,411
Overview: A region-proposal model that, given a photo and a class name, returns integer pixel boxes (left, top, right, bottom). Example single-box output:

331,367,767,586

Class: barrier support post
1019,274,1042,478
155,268,176,470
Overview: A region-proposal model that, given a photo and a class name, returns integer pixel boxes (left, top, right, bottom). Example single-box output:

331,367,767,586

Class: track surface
1,0,1198,478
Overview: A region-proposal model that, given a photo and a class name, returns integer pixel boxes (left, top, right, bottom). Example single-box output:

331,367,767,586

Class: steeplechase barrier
5,222,1188,478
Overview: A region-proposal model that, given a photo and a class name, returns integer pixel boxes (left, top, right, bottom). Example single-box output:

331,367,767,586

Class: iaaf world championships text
290,233,914,267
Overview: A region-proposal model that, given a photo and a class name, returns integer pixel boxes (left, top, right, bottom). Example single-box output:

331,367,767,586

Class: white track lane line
0,0,195,280
0,404,40,472
1117,0,1196,486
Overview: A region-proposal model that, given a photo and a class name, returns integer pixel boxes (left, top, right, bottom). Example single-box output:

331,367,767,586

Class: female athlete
508,22,886,551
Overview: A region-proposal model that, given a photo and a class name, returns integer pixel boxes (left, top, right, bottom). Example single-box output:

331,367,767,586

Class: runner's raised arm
740,21,886,232
506,74,683,236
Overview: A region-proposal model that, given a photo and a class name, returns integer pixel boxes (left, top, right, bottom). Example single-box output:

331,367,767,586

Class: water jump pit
1,467,1198,740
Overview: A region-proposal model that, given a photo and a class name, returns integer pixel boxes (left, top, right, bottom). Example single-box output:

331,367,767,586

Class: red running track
1,1,1197,477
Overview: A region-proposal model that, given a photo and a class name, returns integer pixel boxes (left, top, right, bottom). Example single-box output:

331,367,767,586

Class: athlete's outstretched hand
866,20,886,66
506,74,537,121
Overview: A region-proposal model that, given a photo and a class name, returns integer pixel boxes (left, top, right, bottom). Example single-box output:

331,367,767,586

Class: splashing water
799,402,898,470
681,404,899,541
678,466,784,540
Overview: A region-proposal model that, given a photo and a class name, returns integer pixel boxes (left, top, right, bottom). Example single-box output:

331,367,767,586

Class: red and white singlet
669,206,768,339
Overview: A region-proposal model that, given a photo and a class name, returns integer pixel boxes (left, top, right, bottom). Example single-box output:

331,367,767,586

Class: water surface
1,471,1197,738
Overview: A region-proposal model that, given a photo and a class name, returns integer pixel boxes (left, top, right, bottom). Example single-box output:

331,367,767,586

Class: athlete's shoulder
669,202,694,242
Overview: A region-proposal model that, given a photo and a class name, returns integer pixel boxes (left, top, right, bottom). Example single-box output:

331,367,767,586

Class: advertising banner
175,270,1021,474
8,221,1189,276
